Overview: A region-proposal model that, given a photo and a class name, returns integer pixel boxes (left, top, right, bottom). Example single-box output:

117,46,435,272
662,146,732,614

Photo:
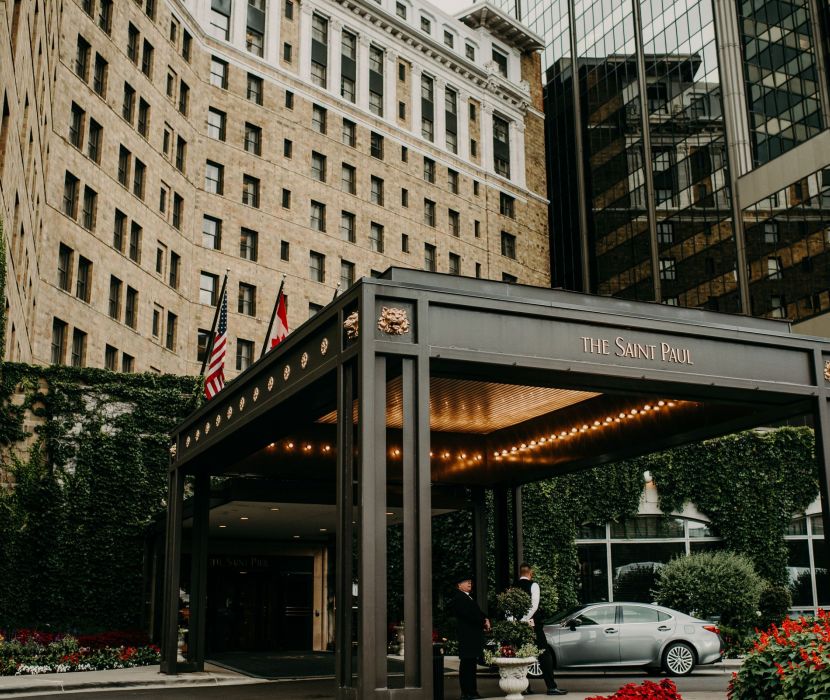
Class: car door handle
604,628,618,634
657,626,671,631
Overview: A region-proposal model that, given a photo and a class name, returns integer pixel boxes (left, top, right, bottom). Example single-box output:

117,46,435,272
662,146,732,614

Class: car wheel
527,658,543,678
662,642,696,676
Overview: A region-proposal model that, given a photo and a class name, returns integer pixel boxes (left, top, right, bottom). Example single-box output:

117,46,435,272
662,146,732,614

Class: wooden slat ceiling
318,377,600,434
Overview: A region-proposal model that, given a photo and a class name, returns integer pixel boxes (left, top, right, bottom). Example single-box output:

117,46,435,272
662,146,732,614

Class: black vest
515,577,541,621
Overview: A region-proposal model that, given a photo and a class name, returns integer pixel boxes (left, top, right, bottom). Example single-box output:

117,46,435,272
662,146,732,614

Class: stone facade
1,0,549,377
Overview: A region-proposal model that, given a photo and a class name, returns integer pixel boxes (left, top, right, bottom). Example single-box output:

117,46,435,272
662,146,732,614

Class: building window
81,187,97,230
423,157,435,183
401,188,409,207
105,345,118,371
178,81,189,115
63,172,79,218
420,15,431,33
169,252,180,289
501,231,516,259
768,257,783,280
502,272,517,283
341,211,356,242
208,108,226,140
69,102,84,148
401,146,408,162
659,258,677,280
449,169,460,195
93,54,108,96
283,42,293,62
444,30,454,48
493,115,511,178
125,287,138,328
71,329,87,367
764,221,779,244
245,123,262,155
74,256,92,302
309,251,326,283
51,318,68,364
175,137,187,172
312,105,327,134
311,151,327,182
152,307,161,338
284,139,293,158
499,192,515,218
424,243,436,271
129,223,142,263
370,222,384,253
369,90,383,117
474,220,480,238
203,215,222,250
141,40,154,78
182,31,192,61
342,163,356,194
76,35,91,80
280,241,290,261
449,252,460,275
424,199,436,227
238,283,257,316
200,272,219,306
113,210,126,251
236,339,254,371
282,188,291,208
401,233,410,254
311,61,327,87
492,47,508,77
247,74,263,104
341,260,355,289
465,43,475,61
211,56,229,88
770,296,786,318
165,312,177,350
242,175,260,207
240,228,258,261
422,117,433,141
449,209,460,237
247,28,264,57
58,244,73,292
285,0,294,19
137,99,150,138
657,222,674,244
310,201,326,231
210,5,231,40
343,119,356,147
132,159,146,199
98,0,113,33
121,353,134,372
122,83,136,123
370,132,384,159
371,176,384,206
312,13,328,43
285,90,294,109
205,161,224,194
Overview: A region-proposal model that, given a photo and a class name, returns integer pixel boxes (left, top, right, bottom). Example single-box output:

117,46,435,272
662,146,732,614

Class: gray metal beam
160,467,184,674
472,487,489,612
187,470,209,670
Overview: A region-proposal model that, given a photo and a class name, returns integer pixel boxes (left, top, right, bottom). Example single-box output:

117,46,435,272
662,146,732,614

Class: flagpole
261,274,286,359
332,282,341,302
200,269,229,377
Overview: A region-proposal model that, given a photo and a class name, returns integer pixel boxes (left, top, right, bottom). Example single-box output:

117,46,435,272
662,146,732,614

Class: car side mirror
567,619,582,631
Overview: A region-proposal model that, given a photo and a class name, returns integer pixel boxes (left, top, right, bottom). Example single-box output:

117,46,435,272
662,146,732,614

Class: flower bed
0,631,160,675
587,679,684,699
728,609,830,699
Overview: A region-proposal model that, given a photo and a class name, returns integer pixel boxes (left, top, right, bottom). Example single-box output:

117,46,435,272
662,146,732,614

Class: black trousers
533,623,558,690
458,656,478,697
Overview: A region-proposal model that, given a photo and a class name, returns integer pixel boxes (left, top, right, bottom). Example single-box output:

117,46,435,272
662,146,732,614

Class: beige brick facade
1,0,550,378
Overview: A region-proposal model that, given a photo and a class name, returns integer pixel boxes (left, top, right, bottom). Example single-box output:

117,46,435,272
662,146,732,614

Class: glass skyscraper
496,0,830,320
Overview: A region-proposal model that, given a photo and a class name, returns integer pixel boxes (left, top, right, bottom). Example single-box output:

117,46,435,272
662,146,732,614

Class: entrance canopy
162,269,830,699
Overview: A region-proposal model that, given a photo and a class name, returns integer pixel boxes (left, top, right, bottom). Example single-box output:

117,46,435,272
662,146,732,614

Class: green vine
0,216,6,355
0,363,202,631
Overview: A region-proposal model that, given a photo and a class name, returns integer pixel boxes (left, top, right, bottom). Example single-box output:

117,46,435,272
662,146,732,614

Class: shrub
652,551,763,631
587,678,683,699
486,588,537,659
728,610,830,699
757,584,792,631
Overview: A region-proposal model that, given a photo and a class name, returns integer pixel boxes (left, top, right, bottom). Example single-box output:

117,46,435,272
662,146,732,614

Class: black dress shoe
547,689,568,696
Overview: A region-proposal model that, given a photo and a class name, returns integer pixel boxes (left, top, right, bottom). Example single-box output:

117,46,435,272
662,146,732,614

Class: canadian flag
262,280,289,357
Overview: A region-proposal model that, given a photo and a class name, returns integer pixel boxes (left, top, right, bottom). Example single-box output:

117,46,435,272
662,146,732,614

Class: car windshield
543,605,584,625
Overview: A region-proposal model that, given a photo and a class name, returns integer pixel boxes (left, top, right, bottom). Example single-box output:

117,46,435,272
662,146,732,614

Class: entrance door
206,555,314,652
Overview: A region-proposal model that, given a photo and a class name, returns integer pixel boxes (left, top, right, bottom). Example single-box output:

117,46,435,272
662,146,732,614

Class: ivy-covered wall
0,363,201,631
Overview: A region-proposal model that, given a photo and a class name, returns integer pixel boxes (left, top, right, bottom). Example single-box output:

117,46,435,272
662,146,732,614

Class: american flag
204,287,227,400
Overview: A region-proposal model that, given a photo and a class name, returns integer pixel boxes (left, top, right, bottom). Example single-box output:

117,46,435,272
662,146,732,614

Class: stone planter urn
492,656,536,700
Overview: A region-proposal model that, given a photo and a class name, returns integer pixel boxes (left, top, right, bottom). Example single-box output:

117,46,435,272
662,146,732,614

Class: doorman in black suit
448,575,490,700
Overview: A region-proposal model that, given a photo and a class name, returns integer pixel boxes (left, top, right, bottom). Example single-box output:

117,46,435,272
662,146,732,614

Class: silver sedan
536,602,723,676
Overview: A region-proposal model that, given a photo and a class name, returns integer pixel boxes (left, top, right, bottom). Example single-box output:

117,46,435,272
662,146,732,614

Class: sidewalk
0,663,263,697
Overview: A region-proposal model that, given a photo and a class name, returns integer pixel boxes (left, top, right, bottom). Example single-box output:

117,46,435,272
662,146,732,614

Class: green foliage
728,613,830,700
758,584,793,631
0,363,201,631
652,551,764,629
650,428,817,584
490,588,536,654
497,587,533,619
0,217,5,355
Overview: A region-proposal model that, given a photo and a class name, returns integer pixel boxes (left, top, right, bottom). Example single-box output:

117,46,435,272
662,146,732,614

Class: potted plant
484,588,542,700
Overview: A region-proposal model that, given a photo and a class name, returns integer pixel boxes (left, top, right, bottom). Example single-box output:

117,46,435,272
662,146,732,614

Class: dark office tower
498,0,830,321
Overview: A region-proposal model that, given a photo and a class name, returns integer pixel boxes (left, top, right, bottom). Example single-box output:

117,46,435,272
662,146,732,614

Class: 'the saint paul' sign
580,335,694,366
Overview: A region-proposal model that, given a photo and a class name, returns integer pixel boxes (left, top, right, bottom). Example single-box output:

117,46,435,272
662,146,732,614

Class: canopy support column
494,487,511,593
511,486,524,571
813,352,830,576
472,487,489,611
160,466,184,674
187,470,210,670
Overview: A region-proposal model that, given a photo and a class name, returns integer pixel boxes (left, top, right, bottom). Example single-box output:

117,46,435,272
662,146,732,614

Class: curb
0,674,264,697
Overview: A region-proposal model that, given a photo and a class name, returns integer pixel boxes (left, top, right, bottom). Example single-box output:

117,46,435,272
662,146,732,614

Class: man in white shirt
516,563,567,695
